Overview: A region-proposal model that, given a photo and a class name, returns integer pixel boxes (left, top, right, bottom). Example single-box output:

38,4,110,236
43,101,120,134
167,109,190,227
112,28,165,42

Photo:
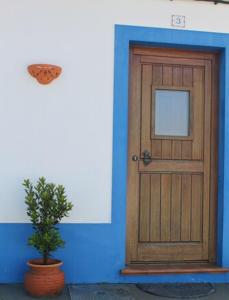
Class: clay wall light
28,64,62,85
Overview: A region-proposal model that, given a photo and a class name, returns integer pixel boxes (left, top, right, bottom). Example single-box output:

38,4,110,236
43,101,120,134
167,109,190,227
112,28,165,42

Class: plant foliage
23,177,73,264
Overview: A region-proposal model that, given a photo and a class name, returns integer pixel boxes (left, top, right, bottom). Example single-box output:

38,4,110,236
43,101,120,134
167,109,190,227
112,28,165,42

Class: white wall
0,0,228,223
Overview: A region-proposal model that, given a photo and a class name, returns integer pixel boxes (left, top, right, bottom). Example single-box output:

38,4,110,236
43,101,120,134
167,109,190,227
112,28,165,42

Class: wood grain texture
202,61,212,260
141,64,152,154
171,174,182,241
142,55,207,67
139,174,150,242
161,174,171,242
172,141,182,159
134,46,216,60
151,140,162,159
138,242,203,261
183,67,193,87
139,161,203,173
150,174,161,241
162,140,172,159
126,46,218,266
121,264,229,275
208,55,219,263
173,66,183,86
192,68,204,160
163,65,172,86
181,175,192,241
126,54,141,263
182,141,192,160
153,64,163,85
191,174,203,241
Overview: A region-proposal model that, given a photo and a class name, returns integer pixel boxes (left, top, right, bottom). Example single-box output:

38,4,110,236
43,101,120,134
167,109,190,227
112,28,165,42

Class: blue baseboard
1,224,229,283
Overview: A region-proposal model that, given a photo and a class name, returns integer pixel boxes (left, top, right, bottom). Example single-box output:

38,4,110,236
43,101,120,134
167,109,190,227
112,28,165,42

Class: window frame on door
151,85,193,140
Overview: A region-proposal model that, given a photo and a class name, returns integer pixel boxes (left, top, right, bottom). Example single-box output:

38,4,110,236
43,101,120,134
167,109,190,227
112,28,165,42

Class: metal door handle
132,150,152,166
142,150,152,166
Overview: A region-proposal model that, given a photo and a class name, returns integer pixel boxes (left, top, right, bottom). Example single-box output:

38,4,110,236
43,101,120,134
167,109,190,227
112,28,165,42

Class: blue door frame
112,24,229,282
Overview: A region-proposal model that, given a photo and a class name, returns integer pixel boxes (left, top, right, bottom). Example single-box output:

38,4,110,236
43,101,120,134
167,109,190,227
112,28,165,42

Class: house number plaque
171,15,186,28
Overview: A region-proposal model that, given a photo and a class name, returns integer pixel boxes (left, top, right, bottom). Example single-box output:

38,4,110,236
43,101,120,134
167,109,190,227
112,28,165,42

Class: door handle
142,150,152,166
132,150,152,166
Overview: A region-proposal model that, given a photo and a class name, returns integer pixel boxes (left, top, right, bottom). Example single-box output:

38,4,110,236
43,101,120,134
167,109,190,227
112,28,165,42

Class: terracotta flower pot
24,258,64,297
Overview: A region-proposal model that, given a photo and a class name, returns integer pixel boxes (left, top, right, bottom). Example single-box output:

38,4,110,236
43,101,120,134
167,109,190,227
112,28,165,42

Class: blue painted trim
1,25,229,284
1,223,229,284
111,24,229,282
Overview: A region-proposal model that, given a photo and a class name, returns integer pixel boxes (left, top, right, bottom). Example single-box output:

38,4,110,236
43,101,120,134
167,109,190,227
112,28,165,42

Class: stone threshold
121,263,229,275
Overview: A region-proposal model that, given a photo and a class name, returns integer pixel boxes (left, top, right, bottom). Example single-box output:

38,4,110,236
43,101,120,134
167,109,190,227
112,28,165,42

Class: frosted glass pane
155,90,190,136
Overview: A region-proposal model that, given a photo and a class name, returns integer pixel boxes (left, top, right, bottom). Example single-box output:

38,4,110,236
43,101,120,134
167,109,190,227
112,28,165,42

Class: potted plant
23,177,73,297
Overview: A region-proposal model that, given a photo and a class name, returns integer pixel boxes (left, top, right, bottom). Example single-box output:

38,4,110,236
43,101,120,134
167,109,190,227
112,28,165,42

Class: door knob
142,150,152,166
131,151,152,165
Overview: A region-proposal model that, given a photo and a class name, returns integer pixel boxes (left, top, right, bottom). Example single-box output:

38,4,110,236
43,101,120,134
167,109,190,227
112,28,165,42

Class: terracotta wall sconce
28,64,62,85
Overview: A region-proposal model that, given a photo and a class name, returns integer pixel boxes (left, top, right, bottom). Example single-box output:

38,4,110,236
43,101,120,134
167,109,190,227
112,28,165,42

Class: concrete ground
0,284,229,299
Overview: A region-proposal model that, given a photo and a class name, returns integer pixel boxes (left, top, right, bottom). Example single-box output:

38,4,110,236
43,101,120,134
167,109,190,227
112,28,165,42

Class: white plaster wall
0,0,228,223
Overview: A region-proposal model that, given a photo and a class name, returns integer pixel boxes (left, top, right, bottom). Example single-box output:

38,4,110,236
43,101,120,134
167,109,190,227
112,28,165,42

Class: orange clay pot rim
28,64,61,68
27,259,63,268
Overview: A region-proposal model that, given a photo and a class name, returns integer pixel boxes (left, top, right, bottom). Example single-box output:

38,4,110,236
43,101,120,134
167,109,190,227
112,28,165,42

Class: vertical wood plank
172,141,182,159
182,141,192,160
171,174,181,241
161,174,171,241
151,140,162,159
162,140,172,159
139,174,150,242
150,174,161,241
126,54,141,262
202,61,212,260
163,65,173,86
141,64,152,154
183,67,193,87
191,174,202,241
152,64,163,158
209,56,218,263
153,64,163,85
192,68,204,160
151,65,164,159
181,175,192,241
173,66,183,86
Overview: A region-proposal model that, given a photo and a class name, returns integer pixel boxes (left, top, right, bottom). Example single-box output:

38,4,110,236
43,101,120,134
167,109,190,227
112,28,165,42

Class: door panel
126,47,218,265
139,173,203,243
142,65,204,161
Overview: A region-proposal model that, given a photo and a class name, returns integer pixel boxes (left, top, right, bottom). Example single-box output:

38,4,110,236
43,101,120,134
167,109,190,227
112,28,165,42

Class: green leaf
23,177,73,263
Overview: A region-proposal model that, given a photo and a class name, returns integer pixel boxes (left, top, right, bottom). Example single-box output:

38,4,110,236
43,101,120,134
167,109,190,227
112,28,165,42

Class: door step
121,264,229,275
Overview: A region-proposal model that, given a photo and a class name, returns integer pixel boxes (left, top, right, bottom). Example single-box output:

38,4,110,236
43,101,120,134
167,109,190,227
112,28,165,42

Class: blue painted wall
1,25,229,283
1,224,229,283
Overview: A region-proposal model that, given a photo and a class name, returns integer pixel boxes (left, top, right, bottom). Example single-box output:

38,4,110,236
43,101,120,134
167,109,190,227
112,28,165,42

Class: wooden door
126,47,218,265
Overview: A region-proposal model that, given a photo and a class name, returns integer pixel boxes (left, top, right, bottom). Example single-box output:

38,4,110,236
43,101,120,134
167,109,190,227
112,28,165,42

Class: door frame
112,25,229,271
126,46,218,265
